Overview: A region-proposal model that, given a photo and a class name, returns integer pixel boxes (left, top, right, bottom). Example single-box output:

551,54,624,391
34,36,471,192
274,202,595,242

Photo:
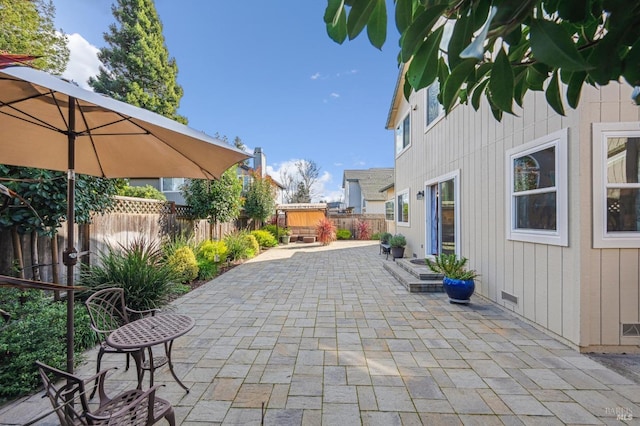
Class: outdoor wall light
416,190,425,200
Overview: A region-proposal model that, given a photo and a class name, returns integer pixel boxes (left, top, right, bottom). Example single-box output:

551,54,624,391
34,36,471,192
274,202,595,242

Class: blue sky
51,0,400,202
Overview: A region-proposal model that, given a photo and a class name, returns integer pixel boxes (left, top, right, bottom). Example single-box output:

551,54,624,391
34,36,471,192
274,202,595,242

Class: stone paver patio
1,241,638,425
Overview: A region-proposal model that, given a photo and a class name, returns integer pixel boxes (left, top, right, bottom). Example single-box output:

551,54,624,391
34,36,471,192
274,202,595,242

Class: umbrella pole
63,97,78,374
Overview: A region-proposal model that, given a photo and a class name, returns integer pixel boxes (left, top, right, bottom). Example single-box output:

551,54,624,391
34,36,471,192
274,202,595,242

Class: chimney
253,147,266,177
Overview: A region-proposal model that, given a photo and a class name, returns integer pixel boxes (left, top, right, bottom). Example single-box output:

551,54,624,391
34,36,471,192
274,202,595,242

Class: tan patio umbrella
0,65,249,373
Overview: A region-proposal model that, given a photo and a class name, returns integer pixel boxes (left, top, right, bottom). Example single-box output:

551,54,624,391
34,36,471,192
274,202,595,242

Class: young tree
290,181,310,203
0,0,69,74
324,0,640,121
244,171,277,229
296,159,320,201
280,159,321,203
181,165,243,240
89,0,186,124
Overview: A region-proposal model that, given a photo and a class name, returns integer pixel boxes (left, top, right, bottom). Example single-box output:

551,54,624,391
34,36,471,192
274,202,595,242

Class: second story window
395,113,410,155
426,82,443,128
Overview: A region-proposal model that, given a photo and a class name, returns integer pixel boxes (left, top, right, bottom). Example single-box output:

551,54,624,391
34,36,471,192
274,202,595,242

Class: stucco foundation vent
501,291,518,305
622,323,640,337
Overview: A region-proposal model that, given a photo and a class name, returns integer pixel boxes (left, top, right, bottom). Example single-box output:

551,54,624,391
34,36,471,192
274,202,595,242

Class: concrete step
395,258,444,281
382,259,444,293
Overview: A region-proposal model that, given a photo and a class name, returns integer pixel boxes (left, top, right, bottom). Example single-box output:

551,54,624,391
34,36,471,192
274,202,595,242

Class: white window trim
385,198,395,221
424,170,461,257
161,177,185,193
395,112,411,157
593,122,640,248
396,188,410,227
424,84,444,132
505,128,568,246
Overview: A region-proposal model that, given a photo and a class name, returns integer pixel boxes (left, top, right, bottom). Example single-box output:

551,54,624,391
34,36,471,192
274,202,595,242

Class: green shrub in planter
389,234,406,248
336,229,352,240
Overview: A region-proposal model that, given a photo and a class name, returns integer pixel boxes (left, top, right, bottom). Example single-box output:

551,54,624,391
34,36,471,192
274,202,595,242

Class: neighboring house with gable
387,64,640,353
130,147,283,205
342,168,394,214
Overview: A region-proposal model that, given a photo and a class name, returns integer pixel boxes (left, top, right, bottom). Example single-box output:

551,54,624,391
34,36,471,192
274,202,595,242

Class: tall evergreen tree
0,0,69,74
89,0,186,124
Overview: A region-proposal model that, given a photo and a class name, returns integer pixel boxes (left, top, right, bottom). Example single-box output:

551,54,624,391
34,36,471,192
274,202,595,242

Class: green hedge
0,289,97,400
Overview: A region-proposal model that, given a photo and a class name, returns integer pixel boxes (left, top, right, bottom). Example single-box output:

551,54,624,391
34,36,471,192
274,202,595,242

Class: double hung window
395,114,410,155
506,129,568,246
593,122,640,248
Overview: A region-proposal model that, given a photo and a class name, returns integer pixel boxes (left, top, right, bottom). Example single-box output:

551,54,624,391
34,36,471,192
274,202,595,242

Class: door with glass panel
426,176,457,255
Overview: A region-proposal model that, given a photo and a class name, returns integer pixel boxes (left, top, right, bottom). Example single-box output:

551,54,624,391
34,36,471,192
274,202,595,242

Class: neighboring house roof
379,182,394,193
343,168,395,202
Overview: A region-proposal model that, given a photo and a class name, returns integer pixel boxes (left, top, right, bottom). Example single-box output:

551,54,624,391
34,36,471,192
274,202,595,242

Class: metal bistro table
107,313,195,392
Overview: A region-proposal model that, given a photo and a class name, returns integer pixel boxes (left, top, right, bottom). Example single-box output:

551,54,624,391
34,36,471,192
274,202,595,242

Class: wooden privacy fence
0,196,237,283
328,214,386,238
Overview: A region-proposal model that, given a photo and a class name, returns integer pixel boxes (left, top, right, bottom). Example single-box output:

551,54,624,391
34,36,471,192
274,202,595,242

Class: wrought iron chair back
84,288,157,398
36,361,176,426
36,361,91,425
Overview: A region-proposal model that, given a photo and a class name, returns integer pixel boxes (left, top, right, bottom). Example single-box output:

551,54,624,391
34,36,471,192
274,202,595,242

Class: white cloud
336,69,358,77
267,160,342,202
310,72,321,80
62,33,102,90
330,92,340,98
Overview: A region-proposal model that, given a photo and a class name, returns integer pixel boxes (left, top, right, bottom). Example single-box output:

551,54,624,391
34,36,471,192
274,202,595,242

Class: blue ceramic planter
443,277,475,304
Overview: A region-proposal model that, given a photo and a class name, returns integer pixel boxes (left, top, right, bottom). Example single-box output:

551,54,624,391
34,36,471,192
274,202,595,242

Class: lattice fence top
110,196,193,217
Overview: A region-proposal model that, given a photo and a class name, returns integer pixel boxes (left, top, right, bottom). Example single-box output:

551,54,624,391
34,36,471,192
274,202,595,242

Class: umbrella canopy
0,65,249,373
0,66,247,179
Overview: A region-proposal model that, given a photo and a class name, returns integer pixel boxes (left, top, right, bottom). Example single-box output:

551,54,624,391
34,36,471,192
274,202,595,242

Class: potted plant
425,253,478,304
280,227,291,244
388,234,406,260
379,232,392,244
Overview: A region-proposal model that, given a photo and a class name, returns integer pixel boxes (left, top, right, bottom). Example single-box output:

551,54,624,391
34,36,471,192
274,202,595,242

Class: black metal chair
85,288,158,398
36,361,175,425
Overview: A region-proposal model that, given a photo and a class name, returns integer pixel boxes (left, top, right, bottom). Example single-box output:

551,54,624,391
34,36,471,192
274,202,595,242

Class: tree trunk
11,227,24,279
30,230,40,281
51,234,60,301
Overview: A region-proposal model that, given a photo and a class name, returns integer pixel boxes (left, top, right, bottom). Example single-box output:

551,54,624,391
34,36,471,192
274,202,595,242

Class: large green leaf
557,0,588,22
487,94,503,121
545,70,565,116
443,58,476,113
489,47,514,113
326,7,347,44
587,26,627,84
447,12,473,69
529,19,592,71
347,0,378,40
566,71,586,109
407,26,444,91
366,0,387,50
401,5,448,62
622,38,640,86
526,64,548,91
395,0,413,33
471,78,489,111
324,0,345,24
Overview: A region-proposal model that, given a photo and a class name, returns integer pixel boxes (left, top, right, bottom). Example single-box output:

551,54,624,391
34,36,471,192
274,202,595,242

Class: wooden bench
380,242,391,259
